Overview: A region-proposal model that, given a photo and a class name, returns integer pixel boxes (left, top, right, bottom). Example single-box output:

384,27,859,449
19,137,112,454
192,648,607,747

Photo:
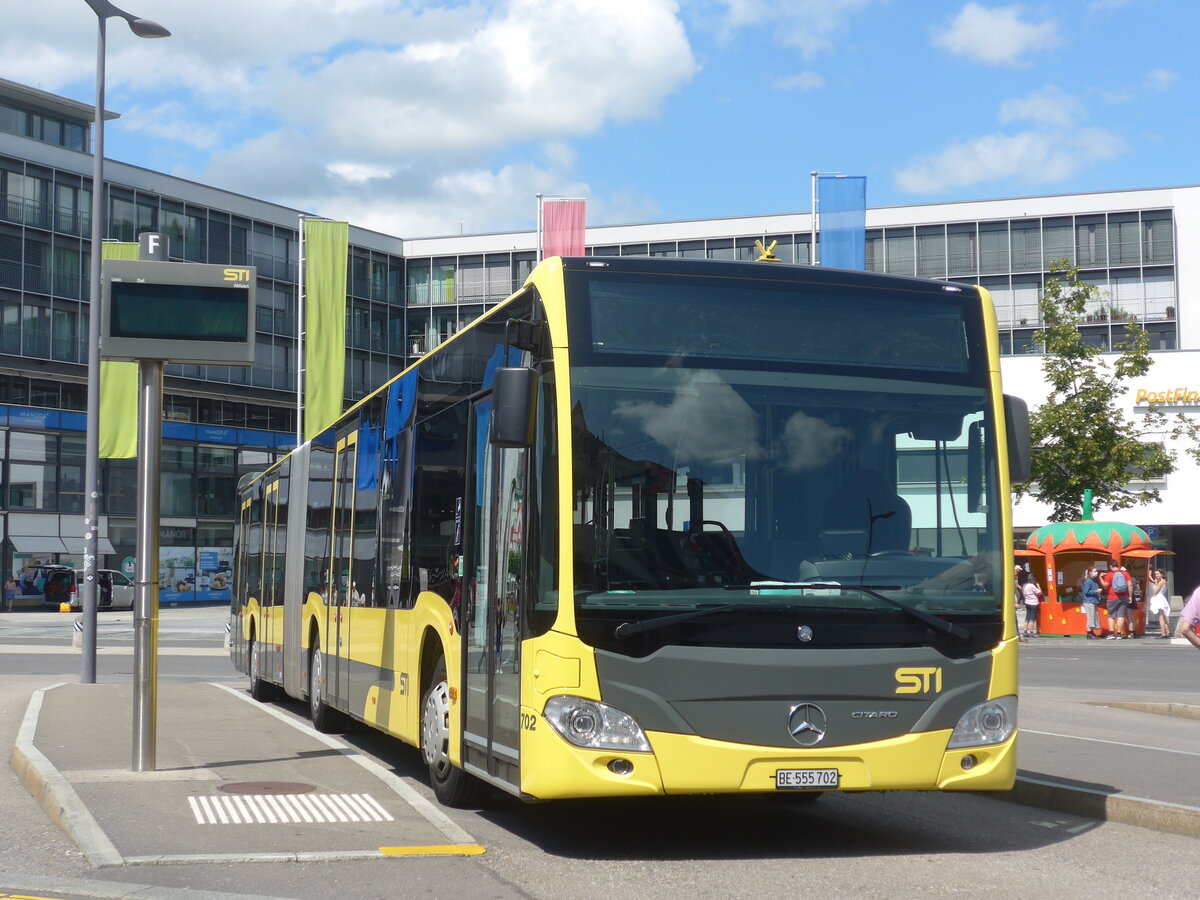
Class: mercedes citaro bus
232,256,1030,806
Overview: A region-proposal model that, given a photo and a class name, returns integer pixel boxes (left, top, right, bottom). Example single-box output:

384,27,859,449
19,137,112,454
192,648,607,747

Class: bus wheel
248,635,277,702
421,658,477,807
307,644,344,733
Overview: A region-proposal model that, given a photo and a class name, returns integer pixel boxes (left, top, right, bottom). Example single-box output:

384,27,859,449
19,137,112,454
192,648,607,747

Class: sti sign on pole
101,260,256,364
101,253,255,772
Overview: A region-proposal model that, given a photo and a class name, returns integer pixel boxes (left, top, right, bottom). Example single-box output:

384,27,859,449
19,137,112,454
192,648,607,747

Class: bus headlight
948,695,1016,748
543,696,652,752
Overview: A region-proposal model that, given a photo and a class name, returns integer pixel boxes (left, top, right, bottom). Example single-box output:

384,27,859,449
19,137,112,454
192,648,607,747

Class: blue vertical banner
818,175,867,270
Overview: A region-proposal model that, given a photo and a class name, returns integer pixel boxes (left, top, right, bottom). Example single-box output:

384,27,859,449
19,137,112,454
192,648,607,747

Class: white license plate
775,768,839,790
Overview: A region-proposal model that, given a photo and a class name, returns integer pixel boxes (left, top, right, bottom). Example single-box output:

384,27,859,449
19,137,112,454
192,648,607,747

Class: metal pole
536,193,543,262
133,356,162,772
130,233,165,773
810,171,817,267
81,13,108,684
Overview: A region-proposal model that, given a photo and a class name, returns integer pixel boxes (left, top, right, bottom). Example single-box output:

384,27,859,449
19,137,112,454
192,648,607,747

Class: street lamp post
81,0,169,683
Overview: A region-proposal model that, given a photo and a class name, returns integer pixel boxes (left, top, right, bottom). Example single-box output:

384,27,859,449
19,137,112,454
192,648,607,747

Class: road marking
380,844,486,856
1023,728,1200,758
188,792,394,825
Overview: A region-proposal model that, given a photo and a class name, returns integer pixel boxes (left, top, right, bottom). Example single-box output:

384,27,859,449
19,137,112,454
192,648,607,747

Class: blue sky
3,1,1195,237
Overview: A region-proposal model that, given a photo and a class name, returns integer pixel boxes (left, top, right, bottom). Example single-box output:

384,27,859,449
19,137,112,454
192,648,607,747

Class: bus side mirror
1004,394,1031,485
492,367,538,448
967,422,983,514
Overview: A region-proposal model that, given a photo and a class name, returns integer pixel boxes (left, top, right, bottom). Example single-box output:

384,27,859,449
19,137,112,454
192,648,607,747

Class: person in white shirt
1021,575,1043,638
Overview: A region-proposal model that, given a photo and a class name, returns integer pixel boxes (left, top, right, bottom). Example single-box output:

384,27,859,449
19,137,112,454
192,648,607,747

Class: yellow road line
379,844,486,857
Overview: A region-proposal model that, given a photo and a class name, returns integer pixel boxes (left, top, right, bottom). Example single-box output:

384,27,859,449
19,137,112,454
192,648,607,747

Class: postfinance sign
1134,387,1200,406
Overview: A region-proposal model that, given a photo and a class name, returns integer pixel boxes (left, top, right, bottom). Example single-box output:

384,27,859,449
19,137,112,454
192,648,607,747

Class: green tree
1013,260,1200,522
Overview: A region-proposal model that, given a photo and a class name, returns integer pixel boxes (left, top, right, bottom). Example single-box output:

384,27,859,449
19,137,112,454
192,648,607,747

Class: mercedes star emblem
788,702,828,746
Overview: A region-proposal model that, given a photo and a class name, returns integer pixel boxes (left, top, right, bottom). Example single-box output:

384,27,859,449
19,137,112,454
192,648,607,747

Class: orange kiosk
1017,494,1170,636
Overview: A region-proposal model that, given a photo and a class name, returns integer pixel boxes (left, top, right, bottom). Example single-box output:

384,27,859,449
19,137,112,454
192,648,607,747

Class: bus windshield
566,267,1003,651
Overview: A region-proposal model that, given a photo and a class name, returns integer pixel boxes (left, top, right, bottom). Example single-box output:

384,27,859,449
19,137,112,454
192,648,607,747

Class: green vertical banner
303,219,349,440
99,241,139,458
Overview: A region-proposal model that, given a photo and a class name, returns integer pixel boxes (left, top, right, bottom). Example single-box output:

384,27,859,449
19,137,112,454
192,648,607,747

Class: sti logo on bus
895,667,943,694
223,268,251,283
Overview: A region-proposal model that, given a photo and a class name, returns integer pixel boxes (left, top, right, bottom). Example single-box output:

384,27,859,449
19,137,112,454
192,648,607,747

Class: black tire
420,657,478,807
307,642,345,733
248,634,277,702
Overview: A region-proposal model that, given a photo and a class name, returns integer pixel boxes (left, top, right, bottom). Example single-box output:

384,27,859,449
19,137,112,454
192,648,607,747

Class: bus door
263,478,284,685
330,432,358,712
463,396,526,791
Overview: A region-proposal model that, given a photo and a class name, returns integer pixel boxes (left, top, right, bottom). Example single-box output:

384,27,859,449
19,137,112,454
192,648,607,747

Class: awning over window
61,537,117,555
10,536,68,553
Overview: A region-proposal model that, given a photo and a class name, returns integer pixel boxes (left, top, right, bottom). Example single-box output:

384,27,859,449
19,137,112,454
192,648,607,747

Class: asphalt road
2,607,1198,900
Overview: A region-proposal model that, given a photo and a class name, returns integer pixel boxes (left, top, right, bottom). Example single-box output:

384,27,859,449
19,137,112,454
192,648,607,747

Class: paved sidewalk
10,681,483,868
10,662,1200,872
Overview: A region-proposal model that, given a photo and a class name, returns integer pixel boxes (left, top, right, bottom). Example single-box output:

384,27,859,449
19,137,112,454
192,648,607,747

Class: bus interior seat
819,470,912,558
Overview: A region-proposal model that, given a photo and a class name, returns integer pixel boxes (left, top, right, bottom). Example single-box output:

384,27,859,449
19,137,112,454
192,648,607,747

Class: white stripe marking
358,793,394,821
187,792,393,824
1023,729,1200,758
328,793,357,821
341,793,373,820
283,793,314,823
261,793,284,824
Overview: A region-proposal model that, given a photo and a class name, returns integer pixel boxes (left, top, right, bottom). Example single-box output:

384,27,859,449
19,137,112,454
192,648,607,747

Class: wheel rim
422,680,451,778
250,639,260,681
309,649,323,717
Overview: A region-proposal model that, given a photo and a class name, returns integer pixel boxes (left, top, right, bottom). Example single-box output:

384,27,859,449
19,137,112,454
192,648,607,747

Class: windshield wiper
723,582,971,643
613,604,740,639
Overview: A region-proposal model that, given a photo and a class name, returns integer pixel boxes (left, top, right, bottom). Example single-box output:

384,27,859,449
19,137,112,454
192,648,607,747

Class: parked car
42,566,135,610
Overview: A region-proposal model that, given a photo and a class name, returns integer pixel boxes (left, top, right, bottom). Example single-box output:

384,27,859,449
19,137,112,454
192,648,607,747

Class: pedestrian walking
3,574,17,612
1081,566,1102,639
1014,565,1026,642
1178,583,1200,652
1105,559,1132,639
1147,569,1172,639
1021,573,1043,638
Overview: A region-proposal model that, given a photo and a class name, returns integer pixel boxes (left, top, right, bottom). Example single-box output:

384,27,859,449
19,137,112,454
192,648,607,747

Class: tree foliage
1013,260,1200,522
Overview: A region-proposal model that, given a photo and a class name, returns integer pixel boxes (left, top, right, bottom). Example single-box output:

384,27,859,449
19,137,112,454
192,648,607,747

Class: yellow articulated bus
231,256,1031,807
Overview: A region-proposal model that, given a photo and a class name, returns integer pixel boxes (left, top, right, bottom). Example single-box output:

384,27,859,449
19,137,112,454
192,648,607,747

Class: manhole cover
218,781,314,795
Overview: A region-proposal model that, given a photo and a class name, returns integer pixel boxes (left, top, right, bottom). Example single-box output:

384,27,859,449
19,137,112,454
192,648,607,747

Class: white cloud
119,102,222,150
1102,67,1179,104
998,86,1083,126
774,71,825,91
326,161,397,185
615,370,765,466
1,0,696,236
1145,68,1178,90
714,0,872,58
895,128,1124,194
932,3,1060,67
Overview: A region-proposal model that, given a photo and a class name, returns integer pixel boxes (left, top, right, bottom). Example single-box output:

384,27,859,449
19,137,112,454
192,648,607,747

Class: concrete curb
1082,700,1200,721
993,773,1200,839
9,682,124,867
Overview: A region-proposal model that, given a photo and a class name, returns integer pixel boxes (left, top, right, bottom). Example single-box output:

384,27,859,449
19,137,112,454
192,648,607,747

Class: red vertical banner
542,199,586,258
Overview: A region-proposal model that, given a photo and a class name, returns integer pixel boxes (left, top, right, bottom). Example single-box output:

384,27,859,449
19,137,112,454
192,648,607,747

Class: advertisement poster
12,553,52,598
157,546,233,604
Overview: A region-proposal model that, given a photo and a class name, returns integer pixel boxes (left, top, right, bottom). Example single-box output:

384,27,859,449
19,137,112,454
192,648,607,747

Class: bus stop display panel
101,259,255,365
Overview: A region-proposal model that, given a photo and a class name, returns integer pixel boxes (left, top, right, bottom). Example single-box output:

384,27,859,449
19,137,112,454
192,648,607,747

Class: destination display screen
108,280,249,341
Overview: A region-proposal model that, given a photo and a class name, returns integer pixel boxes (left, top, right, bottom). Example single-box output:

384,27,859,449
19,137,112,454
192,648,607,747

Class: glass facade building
2,76,1198,600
